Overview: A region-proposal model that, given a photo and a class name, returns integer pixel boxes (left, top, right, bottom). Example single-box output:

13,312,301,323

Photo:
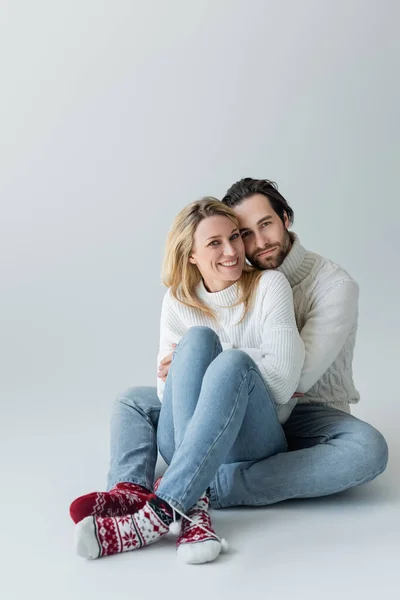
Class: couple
70,178,388,565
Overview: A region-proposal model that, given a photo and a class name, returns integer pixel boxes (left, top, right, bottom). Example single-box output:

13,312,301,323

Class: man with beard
212,178,388,507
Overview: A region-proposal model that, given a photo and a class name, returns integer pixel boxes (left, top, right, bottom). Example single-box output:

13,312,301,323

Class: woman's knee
205,349,256,384
179,326,220,350
213,348,254,370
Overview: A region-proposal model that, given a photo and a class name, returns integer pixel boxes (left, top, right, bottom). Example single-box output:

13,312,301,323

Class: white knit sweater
277,232,360,413
157,270,305,423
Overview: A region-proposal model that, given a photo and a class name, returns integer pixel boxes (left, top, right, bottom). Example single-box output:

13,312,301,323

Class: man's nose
254,230,267,249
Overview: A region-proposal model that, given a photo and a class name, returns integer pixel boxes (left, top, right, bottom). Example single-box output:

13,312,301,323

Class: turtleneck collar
196,279,239,308
277,232,315,287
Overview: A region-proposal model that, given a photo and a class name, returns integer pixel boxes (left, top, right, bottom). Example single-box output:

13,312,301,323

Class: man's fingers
158,344,177,370
158,344,177,378
160,353,173,366
160,344,177,366
158,355,172,373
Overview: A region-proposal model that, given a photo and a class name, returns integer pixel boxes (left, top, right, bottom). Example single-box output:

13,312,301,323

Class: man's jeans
107,331,388,510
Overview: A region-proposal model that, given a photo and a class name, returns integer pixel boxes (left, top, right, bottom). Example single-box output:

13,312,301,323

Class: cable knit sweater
157,270,305,423
277,232,360,413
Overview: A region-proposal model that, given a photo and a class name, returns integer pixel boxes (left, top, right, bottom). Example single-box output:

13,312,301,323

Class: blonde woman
74,199,304,564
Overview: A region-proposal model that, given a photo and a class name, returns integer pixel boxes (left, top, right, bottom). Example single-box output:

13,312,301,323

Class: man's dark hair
222,178,294,225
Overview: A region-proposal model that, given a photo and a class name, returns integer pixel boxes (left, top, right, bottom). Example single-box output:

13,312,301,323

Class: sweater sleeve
250,272,305,405
157,291,184,401
296,279,359,394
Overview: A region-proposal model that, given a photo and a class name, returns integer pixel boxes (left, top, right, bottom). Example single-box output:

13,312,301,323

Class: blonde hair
162,197,263,320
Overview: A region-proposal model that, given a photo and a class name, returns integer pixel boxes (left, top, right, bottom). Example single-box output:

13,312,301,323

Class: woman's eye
209,240,220,247
231,233,240,240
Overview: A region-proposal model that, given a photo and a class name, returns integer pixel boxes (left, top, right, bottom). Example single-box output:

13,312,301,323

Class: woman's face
189,215,245,292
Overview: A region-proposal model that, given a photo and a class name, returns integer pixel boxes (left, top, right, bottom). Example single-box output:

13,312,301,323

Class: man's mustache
255,244,279,257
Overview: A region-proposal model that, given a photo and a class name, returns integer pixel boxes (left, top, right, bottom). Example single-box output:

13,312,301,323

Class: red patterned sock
69,482,150,524
75,496,173,559
176,491,223,564
154,476,162,492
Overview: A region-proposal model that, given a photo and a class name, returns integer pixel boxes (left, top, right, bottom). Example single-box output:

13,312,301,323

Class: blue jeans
155,327,287,512
107,334,388,509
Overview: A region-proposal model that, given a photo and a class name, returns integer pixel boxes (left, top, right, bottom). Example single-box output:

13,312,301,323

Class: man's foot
69,482,150,524
176,491,223,564
75,496,173,559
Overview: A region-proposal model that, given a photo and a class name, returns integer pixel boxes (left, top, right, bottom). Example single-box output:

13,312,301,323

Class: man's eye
261,221,271,228
241,231,251,238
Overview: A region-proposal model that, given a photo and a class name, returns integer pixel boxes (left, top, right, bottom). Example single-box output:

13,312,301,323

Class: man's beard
250,234,291,270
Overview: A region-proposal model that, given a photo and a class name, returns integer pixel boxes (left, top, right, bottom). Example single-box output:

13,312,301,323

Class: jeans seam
155,492,185,514
209,480,220,508
158,448,171,466
108,476,151,492
166,330,223,462
171,363,252,509
214,459,389,508
117,398,160,491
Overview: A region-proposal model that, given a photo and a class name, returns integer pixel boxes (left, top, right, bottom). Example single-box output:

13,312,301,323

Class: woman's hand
157,344,177,382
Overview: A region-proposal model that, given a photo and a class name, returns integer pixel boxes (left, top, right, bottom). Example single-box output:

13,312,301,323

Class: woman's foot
176,491,223,564
75,496,173,559
69,482,150,524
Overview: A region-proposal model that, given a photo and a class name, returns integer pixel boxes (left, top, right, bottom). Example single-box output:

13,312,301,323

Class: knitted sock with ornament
69,482,151,524
176,490,225,564
75,495,173,559
153,478,226,565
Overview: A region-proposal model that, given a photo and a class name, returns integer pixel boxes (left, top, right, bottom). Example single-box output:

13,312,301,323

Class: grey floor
2,2,399,598
1,392,398,600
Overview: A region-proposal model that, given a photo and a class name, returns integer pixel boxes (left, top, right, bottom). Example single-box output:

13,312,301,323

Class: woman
74,198,304,564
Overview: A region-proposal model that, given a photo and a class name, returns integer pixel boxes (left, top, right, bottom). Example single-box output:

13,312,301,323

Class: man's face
232,194,291,270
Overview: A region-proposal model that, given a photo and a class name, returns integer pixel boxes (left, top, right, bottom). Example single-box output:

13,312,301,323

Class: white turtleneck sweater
157,270,305,423
277,232,360,413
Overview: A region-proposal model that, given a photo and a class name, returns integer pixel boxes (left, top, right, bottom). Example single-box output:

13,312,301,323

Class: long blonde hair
161,198,263,320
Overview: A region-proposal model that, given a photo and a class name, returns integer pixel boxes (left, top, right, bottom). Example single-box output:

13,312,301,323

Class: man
71,178,388,540
210,178,388,507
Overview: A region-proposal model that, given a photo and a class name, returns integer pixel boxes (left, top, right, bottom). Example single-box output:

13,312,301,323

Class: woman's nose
222,242,236,256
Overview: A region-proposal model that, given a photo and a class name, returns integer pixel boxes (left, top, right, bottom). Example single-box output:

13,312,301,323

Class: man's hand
157,344,177,382
157,347,305,391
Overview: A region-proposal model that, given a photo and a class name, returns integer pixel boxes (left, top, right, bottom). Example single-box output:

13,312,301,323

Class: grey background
0,1,399,599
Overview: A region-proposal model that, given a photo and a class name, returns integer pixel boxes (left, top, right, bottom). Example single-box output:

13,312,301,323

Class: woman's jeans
155,326,287,513
107,336,388,511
